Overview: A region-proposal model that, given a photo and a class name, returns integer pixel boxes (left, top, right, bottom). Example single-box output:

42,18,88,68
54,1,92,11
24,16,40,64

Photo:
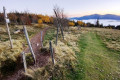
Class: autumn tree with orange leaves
69,21,75,26
77,21,84,26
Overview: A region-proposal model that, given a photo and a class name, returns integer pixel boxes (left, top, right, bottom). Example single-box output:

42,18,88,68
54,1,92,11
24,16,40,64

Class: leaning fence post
54,9,59,45
41,31,43,48
56,25,59,45
59,23,64,40
23,26,36,64
21,52,27,73
3,6,13,49
49,41,54,65
59,18,64,40
78,26,81,30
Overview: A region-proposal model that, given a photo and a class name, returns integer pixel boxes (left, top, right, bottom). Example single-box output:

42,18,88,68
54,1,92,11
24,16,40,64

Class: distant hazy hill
70,14,120,20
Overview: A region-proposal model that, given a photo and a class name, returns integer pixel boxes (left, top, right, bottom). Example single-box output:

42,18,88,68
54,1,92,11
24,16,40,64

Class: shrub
38,19,43,24
69,22,75,26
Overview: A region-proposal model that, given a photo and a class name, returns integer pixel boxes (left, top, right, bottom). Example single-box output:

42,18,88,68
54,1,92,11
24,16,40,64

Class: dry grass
26,27,81,80
26,27,120,80
92,28,120,51
0,40,23,67
80,27,120,51
1,26,119,79
0,25,44,68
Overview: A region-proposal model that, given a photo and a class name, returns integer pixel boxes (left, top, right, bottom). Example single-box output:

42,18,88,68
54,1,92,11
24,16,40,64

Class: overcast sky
0,0,120,17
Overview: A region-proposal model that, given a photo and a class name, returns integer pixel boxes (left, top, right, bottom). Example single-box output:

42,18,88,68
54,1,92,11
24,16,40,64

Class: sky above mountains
0,0,120,17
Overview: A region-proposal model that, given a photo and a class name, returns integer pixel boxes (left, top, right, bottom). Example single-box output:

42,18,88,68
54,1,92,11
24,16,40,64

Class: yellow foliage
50,17,53,23
42,15,50,23
69,22,75,26
77,21,84,26
38,19,43,24
38,14,53,23
38,14,44,18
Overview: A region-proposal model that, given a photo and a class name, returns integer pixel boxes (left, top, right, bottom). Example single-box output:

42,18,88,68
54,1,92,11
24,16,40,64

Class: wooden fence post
59,23,64,40
41,31,43,48
56,25,59,45
21,52,27,73
59,18,64,40
78,26,81,30
23,26,36,64
54,9,59,45
49,41,54,65
3,6,13,49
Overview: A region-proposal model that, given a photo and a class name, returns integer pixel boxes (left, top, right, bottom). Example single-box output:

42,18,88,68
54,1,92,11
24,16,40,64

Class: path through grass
76,31,120,80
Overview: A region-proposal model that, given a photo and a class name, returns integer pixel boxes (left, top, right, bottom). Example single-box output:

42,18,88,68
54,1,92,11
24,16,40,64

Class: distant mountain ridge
70,14,120,20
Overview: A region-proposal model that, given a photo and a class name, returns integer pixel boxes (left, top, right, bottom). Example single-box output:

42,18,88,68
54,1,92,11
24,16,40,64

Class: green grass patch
43,28,56,45
74,31,120,80
64,33,87,80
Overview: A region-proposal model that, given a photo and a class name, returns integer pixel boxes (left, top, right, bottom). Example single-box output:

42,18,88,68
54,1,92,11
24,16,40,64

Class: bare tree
60,10,69,30
53,5,69,45
53,6,61,45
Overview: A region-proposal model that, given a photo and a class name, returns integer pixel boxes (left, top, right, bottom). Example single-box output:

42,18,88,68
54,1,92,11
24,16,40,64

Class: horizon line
69,13,120,18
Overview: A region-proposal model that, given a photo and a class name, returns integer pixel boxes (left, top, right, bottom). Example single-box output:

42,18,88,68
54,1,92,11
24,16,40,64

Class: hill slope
70,14,120,20
76,28,120,80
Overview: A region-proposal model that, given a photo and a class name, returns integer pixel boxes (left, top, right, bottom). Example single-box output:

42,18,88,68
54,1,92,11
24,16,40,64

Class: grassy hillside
0,25,48,76
25,27,120,80
74,28,120,80
0,26,120,80
94,28,120,51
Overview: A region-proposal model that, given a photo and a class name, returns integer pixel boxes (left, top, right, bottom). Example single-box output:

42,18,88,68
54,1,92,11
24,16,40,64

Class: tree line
0,11,53,25
0,10,87,28
0,11,119,30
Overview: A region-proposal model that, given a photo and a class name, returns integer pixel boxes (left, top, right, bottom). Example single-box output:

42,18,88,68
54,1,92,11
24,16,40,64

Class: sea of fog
79,19,120,26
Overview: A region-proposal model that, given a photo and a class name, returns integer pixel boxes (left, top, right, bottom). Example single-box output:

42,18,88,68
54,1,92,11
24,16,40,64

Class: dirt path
24,27,50,67
1,27,51,80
